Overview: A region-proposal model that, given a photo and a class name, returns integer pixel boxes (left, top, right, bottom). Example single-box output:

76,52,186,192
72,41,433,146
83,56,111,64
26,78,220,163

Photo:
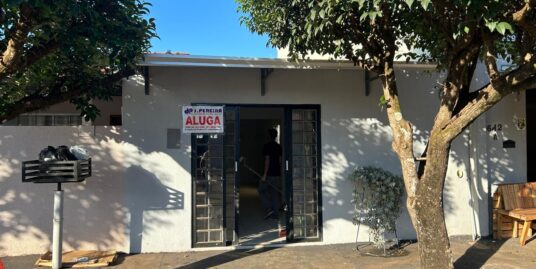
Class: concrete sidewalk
3,238,536,269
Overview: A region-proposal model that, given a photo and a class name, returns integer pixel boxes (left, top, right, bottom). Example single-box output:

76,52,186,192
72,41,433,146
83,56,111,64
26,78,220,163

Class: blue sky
148,0,277,58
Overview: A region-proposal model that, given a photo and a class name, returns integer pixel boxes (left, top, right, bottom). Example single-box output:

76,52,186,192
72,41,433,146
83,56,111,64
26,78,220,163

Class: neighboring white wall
484,92,527,185
3,97,122,126
276,44,416,60
92,97,123,126
0,126,126,256
277,47,334,60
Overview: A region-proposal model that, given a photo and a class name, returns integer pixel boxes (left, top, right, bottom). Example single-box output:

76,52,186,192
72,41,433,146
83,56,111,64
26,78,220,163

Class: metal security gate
192,104,322,247
191,106,239,247
285,107,322,242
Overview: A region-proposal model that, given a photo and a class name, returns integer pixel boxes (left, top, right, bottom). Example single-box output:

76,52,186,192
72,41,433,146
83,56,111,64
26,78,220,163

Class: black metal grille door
192,106,238,247
223,108,238,244
288,108,321,241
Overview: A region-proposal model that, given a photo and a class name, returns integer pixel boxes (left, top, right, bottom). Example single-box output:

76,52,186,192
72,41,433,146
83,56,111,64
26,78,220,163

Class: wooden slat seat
495,182,536,246
499,208,536,221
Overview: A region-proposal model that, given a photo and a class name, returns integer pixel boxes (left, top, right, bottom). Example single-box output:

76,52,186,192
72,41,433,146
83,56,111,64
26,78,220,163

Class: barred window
5,114,83,126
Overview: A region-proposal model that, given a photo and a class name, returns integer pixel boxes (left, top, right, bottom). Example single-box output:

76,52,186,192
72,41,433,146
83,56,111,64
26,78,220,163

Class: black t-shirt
262,141,282,176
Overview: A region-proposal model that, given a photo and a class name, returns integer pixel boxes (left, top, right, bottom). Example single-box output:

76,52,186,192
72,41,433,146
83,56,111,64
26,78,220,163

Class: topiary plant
349,166,403,245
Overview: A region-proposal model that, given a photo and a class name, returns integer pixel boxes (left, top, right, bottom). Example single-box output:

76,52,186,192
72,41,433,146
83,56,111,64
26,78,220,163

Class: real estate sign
182,105,224,133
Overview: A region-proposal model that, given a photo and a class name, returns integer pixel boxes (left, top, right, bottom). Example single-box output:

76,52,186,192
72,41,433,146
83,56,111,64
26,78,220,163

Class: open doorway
191,104,322,247
238,107,285,245
527,91,536,181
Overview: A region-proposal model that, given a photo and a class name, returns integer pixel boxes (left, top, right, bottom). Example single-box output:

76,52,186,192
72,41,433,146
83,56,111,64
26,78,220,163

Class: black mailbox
22,159,92,183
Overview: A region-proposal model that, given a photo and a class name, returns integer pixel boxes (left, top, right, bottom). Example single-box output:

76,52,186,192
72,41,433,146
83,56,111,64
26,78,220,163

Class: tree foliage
238,0,536,268
239,0,533,72
0,0,156,122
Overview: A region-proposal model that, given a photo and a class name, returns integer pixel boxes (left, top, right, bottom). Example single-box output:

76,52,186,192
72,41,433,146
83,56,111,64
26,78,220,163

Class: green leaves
405,0,414,8
419,0,431,9
378,95,388,109
319,9,326,19
237,0,529,78
485,20,497,32
485,19,514,35
352,0,366,8
349,166,403,245
496,22,513,35
404,0,431,10
405,0,430,9
0,0,156,121
360,10,382,22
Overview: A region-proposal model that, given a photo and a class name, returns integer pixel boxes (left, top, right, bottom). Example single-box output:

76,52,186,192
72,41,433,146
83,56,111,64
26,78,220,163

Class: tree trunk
410,141,453,269
379,55,455,268
402,49,478,268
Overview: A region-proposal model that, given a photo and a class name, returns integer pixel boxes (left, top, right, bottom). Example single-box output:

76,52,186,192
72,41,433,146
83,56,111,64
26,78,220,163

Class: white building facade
0,54,529,255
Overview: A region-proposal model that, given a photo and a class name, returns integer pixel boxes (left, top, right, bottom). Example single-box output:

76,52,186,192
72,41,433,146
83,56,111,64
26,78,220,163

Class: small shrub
349,166,403,245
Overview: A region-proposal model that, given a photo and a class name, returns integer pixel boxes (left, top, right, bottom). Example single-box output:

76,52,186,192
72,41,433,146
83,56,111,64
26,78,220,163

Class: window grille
5,114,83,126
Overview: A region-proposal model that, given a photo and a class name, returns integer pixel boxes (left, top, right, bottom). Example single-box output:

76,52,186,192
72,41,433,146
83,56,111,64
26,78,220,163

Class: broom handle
242,162,283,195
243,163,263,178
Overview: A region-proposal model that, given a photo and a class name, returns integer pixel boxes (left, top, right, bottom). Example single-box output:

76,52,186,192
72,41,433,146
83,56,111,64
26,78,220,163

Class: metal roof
141,54,436,70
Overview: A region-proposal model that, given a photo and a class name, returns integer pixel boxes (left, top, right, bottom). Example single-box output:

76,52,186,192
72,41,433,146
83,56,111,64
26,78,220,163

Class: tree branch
0,68,134,123
452,50,480,115
511,75,536,92
0,39,62,81
442,60,536,141
432,43,481,134
381,59,418,197
441,83,504,142
482,31,502,86
23,39,62,71
0,4,33,79
512,0,536,39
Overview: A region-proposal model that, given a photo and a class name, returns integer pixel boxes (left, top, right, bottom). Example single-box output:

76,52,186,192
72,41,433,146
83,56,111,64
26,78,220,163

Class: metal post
52,183,63,269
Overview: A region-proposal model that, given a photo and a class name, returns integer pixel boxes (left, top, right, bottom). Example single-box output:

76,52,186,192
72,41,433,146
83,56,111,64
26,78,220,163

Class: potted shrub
349,166,406,256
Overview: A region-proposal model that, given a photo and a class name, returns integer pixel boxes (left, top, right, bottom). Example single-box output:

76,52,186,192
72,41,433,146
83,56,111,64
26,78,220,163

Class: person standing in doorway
260,128,282,219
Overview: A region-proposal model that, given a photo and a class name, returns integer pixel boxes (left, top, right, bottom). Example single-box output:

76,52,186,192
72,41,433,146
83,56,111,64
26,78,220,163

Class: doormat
35,250,118,268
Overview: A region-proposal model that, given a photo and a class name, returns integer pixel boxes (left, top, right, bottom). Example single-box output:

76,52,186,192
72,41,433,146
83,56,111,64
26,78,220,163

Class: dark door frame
284,105,323,243
527,91,536,182
190,103,323,246
189,105,240,248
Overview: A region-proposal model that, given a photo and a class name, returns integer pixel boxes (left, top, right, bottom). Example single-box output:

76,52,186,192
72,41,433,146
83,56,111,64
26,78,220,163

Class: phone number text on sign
182,106,224,133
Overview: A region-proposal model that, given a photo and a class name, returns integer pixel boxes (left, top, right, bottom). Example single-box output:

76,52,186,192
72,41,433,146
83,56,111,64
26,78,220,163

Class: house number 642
486,124,502,140
486,124,502,132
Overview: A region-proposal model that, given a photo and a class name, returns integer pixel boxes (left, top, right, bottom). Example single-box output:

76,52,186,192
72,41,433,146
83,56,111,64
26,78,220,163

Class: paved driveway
3,238,536,268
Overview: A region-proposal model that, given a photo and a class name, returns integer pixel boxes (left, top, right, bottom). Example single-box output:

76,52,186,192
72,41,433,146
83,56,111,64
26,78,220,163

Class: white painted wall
0,64,527,255
120,65,526,251
0,126,126,256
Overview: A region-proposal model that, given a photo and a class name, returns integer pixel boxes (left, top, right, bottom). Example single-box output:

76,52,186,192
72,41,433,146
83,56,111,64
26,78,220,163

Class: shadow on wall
1,69,519,256
0,126,188,256
118,68,519,251
0,126,127,255
120,68,519,248
318,71,506,242
320,116,431,240
125,166,183,253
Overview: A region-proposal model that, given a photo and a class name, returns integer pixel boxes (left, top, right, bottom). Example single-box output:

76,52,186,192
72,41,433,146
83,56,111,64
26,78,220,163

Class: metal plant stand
22,159,91,269
353,183,409,258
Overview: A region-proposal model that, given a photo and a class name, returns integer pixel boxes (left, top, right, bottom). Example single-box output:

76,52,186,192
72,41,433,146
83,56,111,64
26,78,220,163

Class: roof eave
140,54,437,70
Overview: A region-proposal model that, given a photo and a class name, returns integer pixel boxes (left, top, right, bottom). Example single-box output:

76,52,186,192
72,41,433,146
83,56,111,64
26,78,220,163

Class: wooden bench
494,182,536,246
